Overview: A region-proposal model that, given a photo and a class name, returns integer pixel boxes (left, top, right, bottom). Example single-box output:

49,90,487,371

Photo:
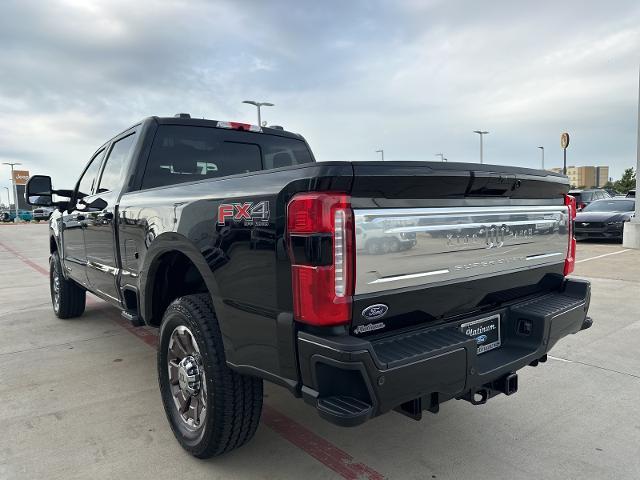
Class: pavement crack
548,355,640,380
0,331,127,357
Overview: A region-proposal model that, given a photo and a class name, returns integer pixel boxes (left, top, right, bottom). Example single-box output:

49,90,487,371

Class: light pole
435,153,446,162
473,130,489,164
375,149,384,161
3,186,9,208
2,162,21,219
537,146,545,169
242,100,274,126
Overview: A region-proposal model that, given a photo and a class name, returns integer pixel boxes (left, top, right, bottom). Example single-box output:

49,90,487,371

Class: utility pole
537,146,545,169
473,130,489,164
242,100,274,126
375,149,384,161
2,162,21,219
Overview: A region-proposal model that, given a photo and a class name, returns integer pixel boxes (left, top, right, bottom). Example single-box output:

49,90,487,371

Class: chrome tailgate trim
354,205,569,295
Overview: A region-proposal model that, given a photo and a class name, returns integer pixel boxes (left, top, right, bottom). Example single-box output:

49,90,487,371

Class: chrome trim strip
359,205,567,218
526,252,564,261
369,269,450,284
385,219,559,234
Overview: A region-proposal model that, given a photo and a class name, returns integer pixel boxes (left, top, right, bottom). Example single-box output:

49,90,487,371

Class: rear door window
141,125,313,189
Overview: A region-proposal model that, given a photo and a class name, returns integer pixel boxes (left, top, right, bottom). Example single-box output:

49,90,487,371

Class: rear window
141,125,313,189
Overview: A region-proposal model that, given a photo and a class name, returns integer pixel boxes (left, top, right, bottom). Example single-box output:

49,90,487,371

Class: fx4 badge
218,201,270,226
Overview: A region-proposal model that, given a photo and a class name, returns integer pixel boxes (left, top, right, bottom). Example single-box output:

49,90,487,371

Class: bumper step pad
372,326,473,368
317,396,373,427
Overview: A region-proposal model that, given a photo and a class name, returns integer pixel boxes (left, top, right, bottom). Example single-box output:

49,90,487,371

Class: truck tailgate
348,161,570,331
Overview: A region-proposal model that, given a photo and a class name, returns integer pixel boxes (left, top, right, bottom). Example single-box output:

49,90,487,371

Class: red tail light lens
564,194,577,276
287,193,353,326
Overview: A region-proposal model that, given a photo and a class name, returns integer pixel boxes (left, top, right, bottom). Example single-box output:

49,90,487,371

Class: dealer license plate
460,314,501,354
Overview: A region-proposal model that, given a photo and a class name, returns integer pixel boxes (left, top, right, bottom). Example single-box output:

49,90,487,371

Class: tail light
287,192,354,326
564,194,576,276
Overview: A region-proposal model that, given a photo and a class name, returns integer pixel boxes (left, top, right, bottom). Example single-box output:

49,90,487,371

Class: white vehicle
32,206,54,221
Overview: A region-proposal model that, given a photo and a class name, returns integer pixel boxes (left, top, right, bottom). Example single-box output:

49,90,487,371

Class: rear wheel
158,293,263,458
50,251,86,319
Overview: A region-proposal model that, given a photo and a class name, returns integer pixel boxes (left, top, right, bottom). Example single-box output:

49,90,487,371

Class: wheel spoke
179,393,191,414
168,360,179,385
190,396,199,423
170,337,188,357
176,332,193,354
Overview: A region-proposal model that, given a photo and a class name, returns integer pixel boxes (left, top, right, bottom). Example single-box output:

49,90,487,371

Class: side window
76,149,106,199
97,133,137,193
141,126,262,189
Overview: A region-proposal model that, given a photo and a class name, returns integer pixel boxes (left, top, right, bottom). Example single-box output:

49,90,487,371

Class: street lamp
2,162,21,219
473,131,489,164
375,149,384,161
537,146,545,169
242,100,274,126
435,153,446,162
3,186,9,208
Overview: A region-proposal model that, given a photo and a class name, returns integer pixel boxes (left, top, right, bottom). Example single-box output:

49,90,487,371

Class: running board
121,310,144,327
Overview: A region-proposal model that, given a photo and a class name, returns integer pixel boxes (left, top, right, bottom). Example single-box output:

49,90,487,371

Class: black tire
50,251,86,319
1,212,9,222
158,293,263,458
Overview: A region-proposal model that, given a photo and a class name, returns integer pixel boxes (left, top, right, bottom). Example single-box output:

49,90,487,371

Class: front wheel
158,294,263,458
50,251,86,318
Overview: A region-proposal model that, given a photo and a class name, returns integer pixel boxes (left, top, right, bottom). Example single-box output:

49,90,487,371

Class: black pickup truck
26,114,592,458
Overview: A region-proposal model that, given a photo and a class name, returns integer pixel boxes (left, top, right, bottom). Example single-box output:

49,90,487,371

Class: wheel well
147,251,209,327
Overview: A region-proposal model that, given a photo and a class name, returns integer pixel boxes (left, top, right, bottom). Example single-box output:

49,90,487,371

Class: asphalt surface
1,224,639,480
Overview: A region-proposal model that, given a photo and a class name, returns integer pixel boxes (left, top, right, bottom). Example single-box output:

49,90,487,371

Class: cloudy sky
0,0,638,197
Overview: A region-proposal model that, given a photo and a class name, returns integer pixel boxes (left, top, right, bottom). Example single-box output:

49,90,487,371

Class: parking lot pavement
1,224,639,480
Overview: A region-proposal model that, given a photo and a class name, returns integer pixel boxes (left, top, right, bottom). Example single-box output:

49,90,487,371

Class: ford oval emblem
476,334,488,344
362,304,388,321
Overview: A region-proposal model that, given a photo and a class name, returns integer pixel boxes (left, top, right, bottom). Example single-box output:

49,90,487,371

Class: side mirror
79,197,108,211
25,175,53,206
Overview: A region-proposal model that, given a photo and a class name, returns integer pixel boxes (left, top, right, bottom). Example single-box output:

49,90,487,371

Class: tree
613,167,636,194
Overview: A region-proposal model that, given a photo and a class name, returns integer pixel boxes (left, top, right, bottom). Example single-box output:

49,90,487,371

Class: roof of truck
148,114,305,140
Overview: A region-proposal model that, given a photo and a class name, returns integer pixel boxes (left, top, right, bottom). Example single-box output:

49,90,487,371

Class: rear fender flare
139,232,221,326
